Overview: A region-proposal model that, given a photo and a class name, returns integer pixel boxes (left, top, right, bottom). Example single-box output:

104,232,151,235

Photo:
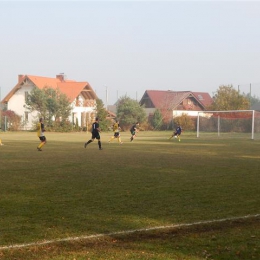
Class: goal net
196,110,260,140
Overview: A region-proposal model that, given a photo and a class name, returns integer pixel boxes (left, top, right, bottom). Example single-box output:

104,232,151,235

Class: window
25,91,29,102
24,112,29,122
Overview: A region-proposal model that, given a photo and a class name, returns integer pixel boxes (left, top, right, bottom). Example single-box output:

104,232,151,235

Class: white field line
0,213,259,250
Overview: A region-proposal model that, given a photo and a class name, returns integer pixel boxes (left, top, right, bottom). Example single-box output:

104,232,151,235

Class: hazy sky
1,1,260,105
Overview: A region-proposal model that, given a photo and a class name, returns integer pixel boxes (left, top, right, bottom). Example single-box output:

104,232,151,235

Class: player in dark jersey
130,122,139,142
169,125,182,142
84,117,102,150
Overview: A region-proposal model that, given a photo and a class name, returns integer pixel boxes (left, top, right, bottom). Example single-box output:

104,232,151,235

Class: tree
25,87,47,117
210,85,250,111
151,109,163,130
95,98,110,131
25,86,72,128
116,96,146,129
52,89,72,124
246,93,260,109
173,114,195,131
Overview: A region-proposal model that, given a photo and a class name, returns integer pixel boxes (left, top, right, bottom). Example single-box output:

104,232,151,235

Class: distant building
2,74,98,130
139,90,213,122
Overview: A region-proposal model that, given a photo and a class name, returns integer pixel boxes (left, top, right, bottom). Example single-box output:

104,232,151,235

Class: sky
1,1,260,106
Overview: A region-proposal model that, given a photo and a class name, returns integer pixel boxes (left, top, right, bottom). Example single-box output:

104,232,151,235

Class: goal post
196,110,260,140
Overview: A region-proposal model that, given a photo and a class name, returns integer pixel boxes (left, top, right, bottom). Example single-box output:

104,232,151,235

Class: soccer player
84,117,102,150
0,128,3,146
169,125,182,142
37,118,46,151
108,120,123,144
130,122,139,142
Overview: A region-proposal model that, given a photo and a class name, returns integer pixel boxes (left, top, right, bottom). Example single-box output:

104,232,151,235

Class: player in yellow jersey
36,118,46,151
108,120,123,144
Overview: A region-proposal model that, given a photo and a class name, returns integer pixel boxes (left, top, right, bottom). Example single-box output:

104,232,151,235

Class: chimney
18,75,24,83
56,73,65,82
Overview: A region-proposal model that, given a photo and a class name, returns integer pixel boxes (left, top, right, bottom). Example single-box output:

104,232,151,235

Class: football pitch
0,131,259,259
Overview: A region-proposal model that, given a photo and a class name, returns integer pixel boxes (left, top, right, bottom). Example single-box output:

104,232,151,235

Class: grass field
0,131,259,259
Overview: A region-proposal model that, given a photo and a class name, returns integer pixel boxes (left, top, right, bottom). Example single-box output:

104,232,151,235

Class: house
139,90,213,121
1,74,98,130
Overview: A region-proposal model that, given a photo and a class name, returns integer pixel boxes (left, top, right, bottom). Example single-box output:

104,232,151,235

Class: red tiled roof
140,90,212,109
192,92,213,107
146,90,190,108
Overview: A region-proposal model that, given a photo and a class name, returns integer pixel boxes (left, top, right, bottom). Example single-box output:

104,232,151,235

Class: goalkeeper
169,125,182,142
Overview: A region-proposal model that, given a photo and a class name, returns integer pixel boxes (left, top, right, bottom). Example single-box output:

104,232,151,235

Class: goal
196,110,260,140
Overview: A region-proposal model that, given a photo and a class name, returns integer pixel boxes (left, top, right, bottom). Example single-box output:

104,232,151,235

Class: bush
2,110,21,131
46,120,73,132
173,114,195,131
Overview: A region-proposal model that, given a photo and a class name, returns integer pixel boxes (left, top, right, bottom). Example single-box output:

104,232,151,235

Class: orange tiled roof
2,74,97,103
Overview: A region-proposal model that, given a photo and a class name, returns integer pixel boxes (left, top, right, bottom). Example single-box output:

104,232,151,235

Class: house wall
177,97,203,111
142,99,154,108
70,106,96,128
70,94,96,128
7,84,97,130
143,108,156,116
173,110,211,118
7,83,36,130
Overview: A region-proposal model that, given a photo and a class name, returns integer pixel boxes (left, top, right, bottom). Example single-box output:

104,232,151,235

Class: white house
2,74,98,130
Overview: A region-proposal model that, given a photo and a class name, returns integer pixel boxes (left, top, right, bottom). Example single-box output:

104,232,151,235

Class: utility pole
105,85,108,109
0,86,2,130
249,83,252,108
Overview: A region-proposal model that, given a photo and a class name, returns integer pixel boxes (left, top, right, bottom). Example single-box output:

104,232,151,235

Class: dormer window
198,94,204,100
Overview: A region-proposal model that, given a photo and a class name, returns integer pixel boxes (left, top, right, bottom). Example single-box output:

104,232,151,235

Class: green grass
0,131,259,259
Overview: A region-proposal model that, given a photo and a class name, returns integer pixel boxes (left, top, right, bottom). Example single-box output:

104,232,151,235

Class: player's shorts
130,130,136,136
92,132,100,140
114,132,120,138
39,136,46,142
